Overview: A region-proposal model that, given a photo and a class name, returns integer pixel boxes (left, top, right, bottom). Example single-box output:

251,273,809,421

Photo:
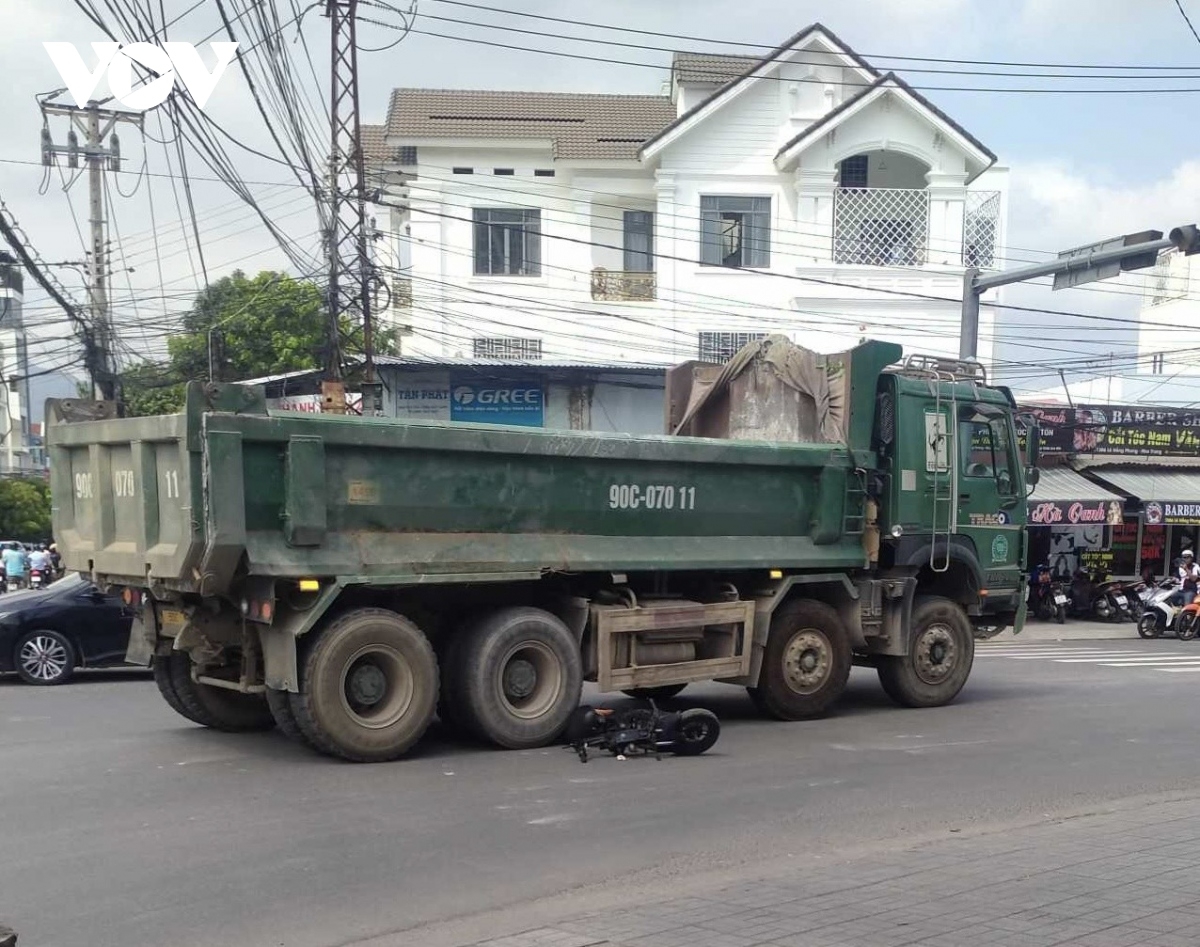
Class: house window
493,168,514,175
473,208,542,276
534,169,555,177
452,167,474,174
472,337,543,360
840,155,869,188
623,211,654,273
1152,353,1165,375
698,331,765,363
699,196,770,268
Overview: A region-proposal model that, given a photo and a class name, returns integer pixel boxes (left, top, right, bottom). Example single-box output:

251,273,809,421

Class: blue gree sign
449,381,544,427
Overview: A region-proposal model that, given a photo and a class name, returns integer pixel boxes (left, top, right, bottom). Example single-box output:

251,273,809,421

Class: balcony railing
834,187,930,266
591,268,656,302
832,188,1001,269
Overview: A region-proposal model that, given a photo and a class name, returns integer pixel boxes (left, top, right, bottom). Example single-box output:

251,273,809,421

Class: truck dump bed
48,344,898,596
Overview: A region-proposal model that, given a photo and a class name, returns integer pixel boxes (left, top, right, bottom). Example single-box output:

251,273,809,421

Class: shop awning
1029,467,1125,504
1085,469,1200,504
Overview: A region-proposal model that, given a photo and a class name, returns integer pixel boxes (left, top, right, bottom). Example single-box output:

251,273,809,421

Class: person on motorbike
48,542,62,576
2,543,28,590
1173,550,1200,607
28,544,52,584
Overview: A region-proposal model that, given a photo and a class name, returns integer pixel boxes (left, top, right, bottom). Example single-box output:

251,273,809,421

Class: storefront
1026,467,1130,580
1078,466,1200,580
1019,401,1200,580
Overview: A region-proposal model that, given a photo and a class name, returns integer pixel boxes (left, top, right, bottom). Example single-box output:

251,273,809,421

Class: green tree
117,270,396,417
0,478,52,542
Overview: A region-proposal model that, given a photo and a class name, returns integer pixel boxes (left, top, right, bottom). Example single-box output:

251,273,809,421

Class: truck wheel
877,596,974,708
266,687,312,745
747,599,851,721
153,654,205,724
456,607,583,749
167,651,276,732
289,608,438,762
622,684,687,701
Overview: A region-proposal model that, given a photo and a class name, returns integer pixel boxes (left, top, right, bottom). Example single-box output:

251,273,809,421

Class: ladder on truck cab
899,355,985,575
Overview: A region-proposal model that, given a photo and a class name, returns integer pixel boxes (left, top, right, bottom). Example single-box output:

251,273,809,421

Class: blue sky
2,0,1199,398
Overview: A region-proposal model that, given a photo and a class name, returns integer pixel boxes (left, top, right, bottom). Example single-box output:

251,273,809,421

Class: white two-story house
373,23,1009,367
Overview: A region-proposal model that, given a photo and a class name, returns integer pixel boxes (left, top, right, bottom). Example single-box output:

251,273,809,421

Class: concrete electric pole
40,100,142,399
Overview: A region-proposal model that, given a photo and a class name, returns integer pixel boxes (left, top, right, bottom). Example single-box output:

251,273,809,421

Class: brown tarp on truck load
666,334,848,443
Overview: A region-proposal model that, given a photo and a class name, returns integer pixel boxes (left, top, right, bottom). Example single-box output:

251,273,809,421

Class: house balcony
832,187,1001,269
391,277,412,309
591,268,656,302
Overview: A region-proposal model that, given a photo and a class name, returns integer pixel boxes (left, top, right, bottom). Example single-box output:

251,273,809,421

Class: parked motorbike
1137,580,1199,639
565,700,721,762
1029,565,1067,623
1095,577,1135,622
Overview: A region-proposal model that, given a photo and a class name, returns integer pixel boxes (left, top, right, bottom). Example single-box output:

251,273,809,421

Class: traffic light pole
959,231,1181,360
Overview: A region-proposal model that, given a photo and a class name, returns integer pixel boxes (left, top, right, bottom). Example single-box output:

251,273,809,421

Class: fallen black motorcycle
565,700,720,762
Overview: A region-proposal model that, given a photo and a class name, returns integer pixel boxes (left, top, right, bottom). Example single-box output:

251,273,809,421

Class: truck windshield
959,407,1018,495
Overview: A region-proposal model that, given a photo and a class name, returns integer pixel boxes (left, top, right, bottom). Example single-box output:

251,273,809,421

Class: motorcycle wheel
670,708,720,756
1179,615,1198,641
1094,599,1114,622
1137,614,1161,639
1055,605,1066,624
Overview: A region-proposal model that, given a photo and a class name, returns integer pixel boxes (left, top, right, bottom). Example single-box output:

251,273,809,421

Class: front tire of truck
289,608,438,762
455,607,583,750
747,599,851,721
166,651,276,732
877,596,974,708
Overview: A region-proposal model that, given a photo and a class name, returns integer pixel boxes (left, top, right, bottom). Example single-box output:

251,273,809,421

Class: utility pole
41,100,142,399
323,0,379,416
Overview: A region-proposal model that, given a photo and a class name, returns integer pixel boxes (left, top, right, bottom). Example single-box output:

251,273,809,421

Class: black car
0,574,136,685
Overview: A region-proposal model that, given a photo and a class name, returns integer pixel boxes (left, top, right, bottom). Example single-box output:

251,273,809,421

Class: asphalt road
4,635,1200,947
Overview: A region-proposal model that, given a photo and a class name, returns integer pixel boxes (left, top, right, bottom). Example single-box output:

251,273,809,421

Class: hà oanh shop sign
1029,500,1124,526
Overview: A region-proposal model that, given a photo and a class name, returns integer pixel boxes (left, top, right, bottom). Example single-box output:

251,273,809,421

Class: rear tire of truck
266,687,312,745
456,607,583,749
622,684,687,701
153,653,203,724
167,651,276,732
289,608,438,762
877,596,974,708
747,599,851,721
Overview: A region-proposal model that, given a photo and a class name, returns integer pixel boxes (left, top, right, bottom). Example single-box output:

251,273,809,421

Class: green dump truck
47,339,1036,762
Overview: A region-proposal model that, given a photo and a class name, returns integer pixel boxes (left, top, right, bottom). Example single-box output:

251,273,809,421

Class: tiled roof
385,89,676,160
672,52,759,85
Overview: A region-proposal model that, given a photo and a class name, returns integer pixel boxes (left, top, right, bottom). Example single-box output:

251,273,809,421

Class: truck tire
167,651,276,732
289,608,438,762
747,599,851,720
622,684,687,701
153,653,205,725
266,687,312,745
456,607,583,749
877,596,974,708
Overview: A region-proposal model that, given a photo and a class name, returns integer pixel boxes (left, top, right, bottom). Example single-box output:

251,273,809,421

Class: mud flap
125,613,156,667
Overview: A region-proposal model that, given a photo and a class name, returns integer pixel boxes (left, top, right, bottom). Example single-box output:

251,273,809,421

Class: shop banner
269,393,362,415
1019,403,1200,457
1143,502,1200,526
1028,499,1124,526
449,379,543,427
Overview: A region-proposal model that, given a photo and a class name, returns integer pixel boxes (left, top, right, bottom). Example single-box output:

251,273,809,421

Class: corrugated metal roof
1030,467,1125,504
1084,468,1200,503
385,89,676,160
373,355,667,373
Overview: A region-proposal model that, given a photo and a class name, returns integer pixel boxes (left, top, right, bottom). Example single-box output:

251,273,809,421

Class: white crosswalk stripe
976,641,1200,673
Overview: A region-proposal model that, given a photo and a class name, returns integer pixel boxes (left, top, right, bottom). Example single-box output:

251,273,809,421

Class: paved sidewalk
463,795,1200,947
993,620,1141,642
